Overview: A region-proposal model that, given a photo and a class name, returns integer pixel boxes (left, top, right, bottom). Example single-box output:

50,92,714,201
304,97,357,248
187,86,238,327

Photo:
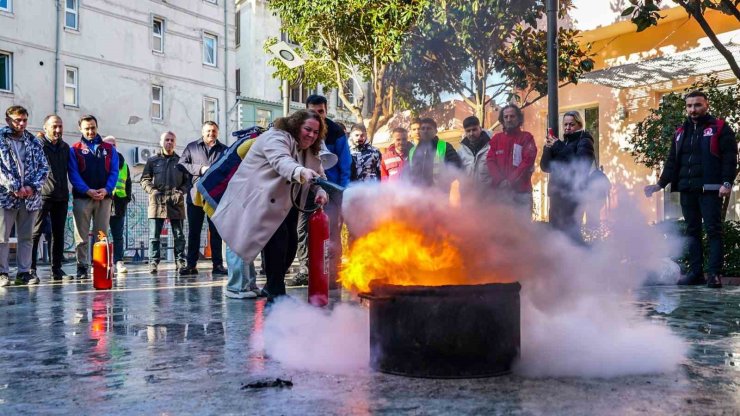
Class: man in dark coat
141,131,189,274
31,115,70,281
178,121,228,276
645,90,738,288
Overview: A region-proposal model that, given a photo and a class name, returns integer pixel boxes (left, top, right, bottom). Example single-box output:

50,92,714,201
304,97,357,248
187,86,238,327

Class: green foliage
627,78,740,171
663,219,740,276
265,0,429,137
391,0,595,124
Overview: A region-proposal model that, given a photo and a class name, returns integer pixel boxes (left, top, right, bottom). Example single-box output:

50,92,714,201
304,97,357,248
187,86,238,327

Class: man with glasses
0,106,50,286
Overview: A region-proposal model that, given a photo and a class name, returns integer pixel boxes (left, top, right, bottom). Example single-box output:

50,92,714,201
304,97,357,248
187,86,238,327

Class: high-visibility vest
113,161,128,198
409,139,447,179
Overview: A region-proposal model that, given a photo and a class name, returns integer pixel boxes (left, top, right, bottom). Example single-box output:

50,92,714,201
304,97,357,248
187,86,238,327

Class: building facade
0,0,236,166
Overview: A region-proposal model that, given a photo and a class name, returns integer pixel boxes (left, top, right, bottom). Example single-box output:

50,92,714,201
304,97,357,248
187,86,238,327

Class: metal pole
546,0,559,137
54,0,62,113
282,79,290,116
223,1,229,143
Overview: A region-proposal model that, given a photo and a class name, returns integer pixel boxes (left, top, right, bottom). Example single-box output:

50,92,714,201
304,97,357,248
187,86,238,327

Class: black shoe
179,266,198,276
706,274,723,289
149,263,158,275
677,273,705,286
176,260,187,271
26,270,40,285
51,268,65,281
289,272,309,286
76,265,88,279
212,265,227,275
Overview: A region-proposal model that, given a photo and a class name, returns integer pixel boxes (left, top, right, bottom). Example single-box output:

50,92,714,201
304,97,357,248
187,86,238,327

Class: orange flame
339,221,471,293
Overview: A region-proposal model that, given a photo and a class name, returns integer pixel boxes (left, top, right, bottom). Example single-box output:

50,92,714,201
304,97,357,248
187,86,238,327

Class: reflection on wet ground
0,263,738,415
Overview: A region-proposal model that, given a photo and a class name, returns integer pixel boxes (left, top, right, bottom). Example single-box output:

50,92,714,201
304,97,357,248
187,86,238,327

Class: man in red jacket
486,104,538,213
380,127,412,181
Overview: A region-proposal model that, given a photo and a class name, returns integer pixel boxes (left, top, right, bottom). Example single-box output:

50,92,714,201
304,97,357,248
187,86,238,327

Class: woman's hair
562,111,584,129
273,109,326,154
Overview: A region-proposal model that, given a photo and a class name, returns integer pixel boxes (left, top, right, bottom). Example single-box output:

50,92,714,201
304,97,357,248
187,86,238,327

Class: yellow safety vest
113,161,128,198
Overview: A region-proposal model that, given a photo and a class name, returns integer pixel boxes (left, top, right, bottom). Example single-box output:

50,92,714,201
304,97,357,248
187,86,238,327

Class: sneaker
0,273,9,287
51,268,65,281
677,273,704,286
178,266,198,276
76,265,88,279
116,261,128,274
26,271,40,285
15,272,33,285
176,260,187,271
149,263,158,275
212,265,228,276
224,289,258,299
290,272,309,286
248,288,264,298
706,274,723,289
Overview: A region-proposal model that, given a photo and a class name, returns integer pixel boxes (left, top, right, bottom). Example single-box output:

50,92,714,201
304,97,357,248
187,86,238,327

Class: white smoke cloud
257,298,369,374
259,172,688,378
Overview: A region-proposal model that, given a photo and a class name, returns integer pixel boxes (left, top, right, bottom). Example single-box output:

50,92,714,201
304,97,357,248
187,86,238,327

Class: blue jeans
149,218,185,264
225,246,257,293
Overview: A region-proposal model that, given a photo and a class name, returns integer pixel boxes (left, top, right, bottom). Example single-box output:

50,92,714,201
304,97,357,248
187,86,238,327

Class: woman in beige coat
212,110,328,300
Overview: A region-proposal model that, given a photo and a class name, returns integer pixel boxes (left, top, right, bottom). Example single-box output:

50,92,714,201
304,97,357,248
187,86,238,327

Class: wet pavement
0,262,739,415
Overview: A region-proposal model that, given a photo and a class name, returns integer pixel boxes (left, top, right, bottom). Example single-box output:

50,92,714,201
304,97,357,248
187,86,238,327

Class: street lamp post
547,0,559,137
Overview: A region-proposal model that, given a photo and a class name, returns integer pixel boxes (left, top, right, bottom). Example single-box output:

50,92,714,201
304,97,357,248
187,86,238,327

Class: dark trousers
109,215,125,262
549,193,584,243
263,208,299,298
186,200,223,268
31,199,68,272
681,191,723,276
149,218,185,264
295,189,316,273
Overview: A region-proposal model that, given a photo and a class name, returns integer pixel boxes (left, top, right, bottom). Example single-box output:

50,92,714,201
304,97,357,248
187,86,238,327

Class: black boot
706,274,722,289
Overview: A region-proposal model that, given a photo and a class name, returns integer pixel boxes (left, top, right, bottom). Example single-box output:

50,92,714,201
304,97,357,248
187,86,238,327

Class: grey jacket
140,151,188,219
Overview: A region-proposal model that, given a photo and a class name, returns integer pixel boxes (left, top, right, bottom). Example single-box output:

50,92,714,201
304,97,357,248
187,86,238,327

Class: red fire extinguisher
92,231,113,290
308,207,330,307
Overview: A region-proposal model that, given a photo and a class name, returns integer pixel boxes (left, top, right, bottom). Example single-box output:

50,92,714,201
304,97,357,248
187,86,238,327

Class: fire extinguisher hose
290,178,346,214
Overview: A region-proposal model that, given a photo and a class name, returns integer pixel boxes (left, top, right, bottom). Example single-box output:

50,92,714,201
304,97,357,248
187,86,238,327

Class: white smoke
257,297,369,374
259,171,688,378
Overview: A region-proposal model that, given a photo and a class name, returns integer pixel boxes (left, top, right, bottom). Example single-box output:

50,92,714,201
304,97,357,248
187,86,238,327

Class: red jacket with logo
486,128,538,193
380,143,412,181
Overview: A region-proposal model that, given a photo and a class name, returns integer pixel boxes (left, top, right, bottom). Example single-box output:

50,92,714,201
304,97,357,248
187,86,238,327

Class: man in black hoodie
31,115,69,281
645,90,738,288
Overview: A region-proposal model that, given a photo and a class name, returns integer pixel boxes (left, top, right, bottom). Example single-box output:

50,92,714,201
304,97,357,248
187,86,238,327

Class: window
204,0,217,3
235,69,241,97
64,67,78,106
65,0,78,30
235,10,240,47
152,17,164,53
0,52,11,92
203,33,217,66
0,0,12,13
151,85,163,120
337,80,354,110
256,109,272,128
290,83,309,104
203,97,218,124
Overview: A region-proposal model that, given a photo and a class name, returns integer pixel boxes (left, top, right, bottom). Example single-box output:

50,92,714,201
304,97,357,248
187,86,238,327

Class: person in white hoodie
457,116,492,188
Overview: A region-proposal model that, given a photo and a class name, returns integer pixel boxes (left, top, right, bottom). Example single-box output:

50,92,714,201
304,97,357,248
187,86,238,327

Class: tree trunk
474,59,487,126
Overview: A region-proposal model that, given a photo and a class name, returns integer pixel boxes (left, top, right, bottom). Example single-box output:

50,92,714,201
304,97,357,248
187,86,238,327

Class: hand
299,168,321,184
86,189,99,199
98,189,108,199
22,186,34,198
544,134,558,148
719,185,732,197
644,184,661,197
315,189,328,206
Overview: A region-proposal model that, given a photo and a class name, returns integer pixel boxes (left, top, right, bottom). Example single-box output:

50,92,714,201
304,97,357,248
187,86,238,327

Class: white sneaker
116,261,128,274
224,289,258,299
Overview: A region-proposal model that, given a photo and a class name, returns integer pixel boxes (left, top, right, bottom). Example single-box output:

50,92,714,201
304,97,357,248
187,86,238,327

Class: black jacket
178,138,227,201
140,151,188,219
407,137,462,186
659,114,737,192
111,154,132,217
540,130,596,196
38,135,70,202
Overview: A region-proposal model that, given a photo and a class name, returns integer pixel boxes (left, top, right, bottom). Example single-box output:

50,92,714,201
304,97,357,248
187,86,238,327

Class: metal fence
60,180,208,262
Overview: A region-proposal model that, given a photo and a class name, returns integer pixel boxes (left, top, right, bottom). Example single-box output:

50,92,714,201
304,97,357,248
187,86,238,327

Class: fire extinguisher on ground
92,231,113,290
308,207,330,307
